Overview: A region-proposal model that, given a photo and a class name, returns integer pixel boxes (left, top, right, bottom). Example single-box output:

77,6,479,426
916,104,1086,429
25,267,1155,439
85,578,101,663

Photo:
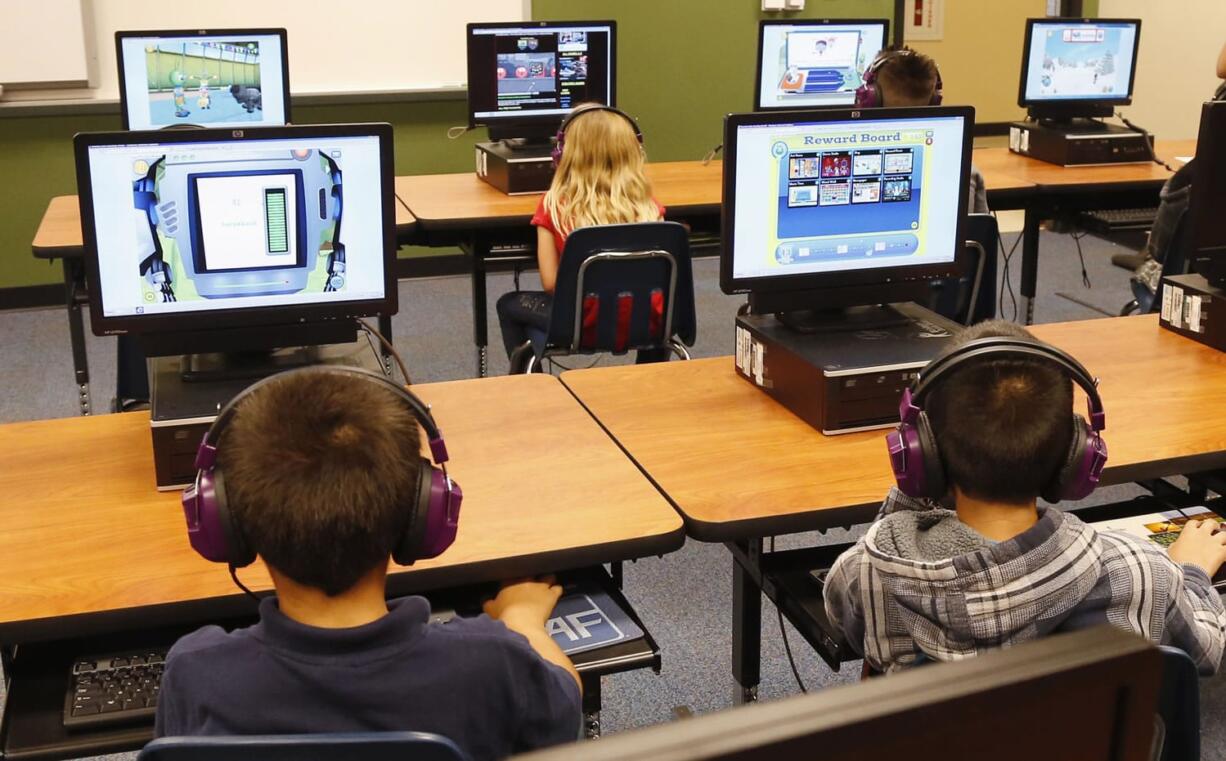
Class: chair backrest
1153,646,1200,761
547,222,696,354
1135,211,1193,314
926,213,998,326
137,732,472,761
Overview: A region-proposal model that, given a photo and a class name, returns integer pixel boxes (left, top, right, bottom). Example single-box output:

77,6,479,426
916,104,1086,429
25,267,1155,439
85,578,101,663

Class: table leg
469,237,490,378
730,538,762,704
1019,206,1042,326
63,259,91,415
581,672,602,739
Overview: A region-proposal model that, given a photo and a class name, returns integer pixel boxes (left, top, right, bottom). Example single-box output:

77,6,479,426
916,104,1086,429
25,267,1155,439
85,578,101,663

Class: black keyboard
1079,207,1159,232
63,648,167,730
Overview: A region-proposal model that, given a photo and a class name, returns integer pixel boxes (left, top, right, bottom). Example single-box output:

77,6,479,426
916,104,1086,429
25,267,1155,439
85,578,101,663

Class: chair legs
508,341,535,375
1120,300,1140,317
668,339,691,361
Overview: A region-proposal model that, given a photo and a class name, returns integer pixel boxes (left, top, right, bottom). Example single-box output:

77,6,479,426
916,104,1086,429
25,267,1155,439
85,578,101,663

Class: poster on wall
904,0,944,41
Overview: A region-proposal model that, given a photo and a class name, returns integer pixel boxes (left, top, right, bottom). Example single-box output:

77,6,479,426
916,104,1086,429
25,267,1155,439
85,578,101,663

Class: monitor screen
76,125,395,335
1020,19,1140,105
756,20,889,110
116,29,290,130
466,21,615,126
722,107,973,294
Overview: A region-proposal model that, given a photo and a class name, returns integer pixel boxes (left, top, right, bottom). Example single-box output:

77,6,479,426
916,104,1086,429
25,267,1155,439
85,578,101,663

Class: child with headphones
823,320,1226,674
495,102,666,371
160,367,581,759
857,46,988,213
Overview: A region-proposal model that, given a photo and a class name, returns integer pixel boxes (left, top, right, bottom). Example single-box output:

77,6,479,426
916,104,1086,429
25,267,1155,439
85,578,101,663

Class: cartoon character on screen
195,73,218,110
169,70,190,118
131,149,345,302
230,84,263,113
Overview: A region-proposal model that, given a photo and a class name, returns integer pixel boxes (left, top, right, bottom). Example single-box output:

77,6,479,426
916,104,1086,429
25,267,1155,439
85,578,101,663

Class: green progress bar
264,188,288,254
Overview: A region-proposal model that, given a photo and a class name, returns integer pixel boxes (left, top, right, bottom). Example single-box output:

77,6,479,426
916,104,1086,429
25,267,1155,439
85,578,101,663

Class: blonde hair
544,105,660,239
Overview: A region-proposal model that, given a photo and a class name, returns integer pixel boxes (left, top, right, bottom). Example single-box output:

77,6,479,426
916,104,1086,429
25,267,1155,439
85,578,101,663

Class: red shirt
531,197,667,257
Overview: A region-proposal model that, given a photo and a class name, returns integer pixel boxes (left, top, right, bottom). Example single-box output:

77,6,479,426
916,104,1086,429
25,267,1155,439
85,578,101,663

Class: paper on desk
1175,156,1194,164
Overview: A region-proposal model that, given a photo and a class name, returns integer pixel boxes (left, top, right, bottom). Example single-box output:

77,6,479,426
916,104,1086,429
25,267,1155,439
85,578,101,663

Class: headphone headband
558,104,641,139
196,365,448,471
911,337,1105,431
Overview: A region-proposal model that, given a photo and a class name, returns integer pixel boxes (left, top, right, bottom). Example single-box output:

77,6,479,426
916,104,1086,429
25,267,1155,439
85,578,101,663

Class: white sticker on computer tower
753,341,765,385
1170,286,1184,328
1161,283,1173,322
735,327,748,371
1189,295,1202,333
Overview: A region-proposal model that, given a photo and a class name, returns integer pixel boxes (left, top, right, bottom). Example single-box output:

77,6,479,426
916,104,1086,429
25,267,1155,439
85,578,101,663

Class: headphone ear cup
213,469,255,568
915,411,947,500
1042,414,1093,504
392,459,435,566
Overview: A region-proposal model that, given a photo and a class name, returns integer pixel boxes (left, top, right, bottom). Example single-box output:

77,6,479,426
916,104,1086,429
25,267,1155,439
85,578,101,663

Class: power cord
702,143,723,166
991,212,1021,322
1115,110,1175,172
357,318,413,386
229,565,262,605
1070,231,1092,289
446,125,473,140
771,536,809,694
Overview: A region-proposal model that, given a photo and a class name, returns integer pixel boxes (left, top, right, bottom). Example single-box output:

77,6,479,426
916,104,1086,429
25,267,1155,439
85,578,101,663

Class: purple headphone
551,104,643,167
181,366,463,568
886,337,1107,503
854,47,944,108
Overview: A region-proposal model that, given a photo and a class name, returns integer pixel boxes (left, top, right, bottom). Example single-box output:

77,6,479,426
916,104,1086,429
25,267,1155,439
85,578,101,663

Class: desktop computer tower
734,304,961,434
1009,121,1153,166
475,141,556,194
1158,273,1226,353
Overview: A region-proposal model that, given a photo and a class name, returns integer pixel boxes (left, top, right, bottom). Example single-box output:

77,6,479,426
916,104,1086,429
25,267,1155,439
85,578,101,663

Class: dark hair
926,320,1074,505
218,372,423,596
876,46,939,106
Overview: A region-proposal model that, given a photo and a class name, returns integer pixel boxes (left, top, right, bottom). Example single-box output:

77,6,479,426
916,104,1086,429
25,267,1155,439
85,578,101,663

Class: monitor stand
774,304,911,334
179,346,322,384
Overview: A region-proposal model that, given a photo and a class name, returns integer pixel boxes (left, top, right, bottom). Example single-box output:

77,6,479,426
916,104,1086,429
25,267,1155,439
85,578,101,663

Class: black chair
1152,645,1200,761
926,213,998,326
511,222,697,373
1122,212,1192,316
137,732,472,761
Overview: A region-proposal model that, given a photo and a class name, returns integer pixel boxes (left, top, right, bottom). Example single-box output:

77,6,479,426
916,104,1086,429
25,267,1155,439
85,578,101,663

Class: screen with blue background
1023,21,1138,102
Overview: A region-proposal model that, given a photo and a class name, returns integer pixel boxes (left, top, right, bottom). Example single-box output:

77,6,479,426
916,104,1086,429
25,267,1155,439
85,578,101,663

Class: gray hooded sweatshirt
824,488,1226,674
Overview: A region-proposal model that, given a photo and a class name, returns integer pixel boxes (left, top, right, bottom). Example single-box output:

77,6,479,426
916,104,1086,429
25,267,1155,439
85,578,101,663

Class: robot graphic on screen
170,70,191,118
132,148,347,303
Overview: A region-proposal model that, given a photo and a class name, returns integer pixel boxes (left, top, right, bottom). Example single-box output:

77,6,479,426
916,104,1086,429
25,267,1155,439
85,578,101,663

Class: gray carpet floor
3,228,1223,758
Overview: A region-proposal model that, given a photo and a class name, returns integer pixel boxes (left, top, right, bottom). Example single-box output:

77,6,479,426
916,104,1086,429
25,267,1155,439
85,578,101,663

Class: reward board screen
469,24,613,121
1023,21,1138,102
86,135,386,318
758,22,887,109
730,115,966,281
119,33,287,130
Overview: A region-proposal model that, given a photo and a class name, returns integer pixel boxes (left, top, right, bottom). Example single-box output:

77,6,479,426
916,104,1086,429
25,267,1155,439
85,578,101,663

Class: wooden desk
397,160,723,228
561,313,1226,701
974,139,1194,192
0,373,683,643
561,314,1226,540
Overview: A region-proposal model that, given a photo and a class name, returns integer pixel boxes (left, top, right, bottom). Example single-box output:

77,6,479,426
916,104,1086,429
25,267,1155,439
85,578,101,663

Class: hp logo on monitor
232,130,245,138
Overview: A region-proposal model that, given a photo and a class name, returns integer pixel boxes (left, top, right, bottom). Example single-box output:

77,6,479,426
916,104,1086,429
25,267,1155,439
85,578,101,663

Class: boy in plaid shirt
824,321,1226,674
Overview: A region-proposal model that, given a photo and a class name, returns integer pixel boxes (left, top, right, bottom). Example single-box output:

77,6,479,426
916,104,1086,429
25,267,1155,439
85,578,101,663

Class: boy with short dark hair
155,372,581,761
869,46,988,213
824,320,1226,674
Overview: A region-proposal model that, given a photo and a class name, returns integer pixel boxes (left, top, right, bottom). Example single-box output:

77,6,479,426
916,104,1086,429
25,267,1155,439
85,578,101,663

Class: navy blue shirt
155,596,581,761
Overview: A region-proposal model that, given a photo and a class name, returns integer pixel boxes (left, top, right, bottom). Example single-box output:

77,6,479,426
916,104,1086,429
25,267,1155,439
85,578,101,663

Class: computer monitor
510,626,1161,761
466,20,616,142
1190,100,1226,287
74,123,396,354
1018,18,1141,121
116,29,291,130
721,107,973,320
755,19,890,111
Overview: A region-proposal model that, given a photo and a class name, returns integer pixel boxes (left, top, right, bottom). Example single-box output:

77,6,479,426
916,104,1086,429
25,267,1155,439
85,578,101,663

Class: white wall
2,0,528,103
1099,0,1226,139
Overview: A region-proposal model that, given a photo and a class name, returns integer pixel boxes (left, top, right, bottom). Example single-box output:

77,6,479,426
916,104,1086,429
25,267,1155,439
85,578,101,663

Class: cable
446,125,473,140
1070,231,1092,289
229,564,262,605
701,143,723,166
545,354,604,372
992,212,1021,322
357,319,412,386
771,537,809,694
1115,110,1175,172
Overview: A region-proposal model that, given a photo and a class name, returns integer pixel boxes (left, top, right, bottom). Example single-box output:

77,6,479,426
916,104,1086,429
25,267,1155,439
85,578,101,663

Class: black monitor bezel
465,19,617,129
754,18,891,113
720,106,975,297
1016,17,1142,110
114,28,292,130
74,122,397,337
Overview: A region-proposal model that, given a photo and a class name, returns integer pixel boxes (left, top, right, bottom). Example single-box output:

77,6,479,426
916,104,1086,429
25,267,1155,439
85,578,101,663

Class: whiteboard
2,0,528,102
0,0,95,88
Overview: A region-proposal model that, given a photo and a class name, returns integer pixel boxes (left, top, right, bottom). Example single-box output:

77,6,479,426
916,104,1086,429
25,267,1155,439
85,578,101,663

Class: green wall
1,0,889,290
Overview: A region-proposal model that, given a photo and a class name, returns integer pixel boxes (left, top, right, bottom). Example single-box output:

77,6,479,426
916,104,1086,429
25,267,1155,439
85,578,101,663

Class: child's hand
1168,519,1226,577
483,577,563,629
